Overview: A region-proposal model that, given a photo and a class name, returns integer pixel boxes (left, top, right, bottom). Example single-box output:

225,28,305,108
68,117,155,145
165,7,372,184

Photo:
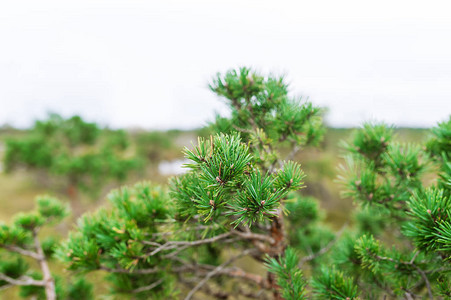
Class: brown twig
299,223,347,266
144,232,233,256
0,273,45,287
184,248,258,300
33,229,56,300
131,278,164,294
1,244,43,260
99,265,160,274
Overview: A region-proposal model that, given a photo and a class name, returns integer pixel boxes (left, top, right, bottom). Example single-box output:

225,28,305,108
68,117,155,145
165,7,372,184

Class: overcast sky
1,0,450,129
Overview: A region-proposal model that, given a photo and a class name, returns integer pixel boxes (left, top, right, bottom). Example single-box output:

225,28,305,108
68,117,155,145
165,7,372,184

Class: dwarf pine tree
57,68,326,299
0,196,93,300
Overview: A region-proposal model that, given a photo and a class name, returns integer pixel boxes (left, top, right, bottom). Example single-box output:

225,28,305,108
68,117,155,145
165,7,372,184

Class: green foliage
0,223,32,247
36,196,69,223
346,123,393,167
404,188,451,256
135,130,177,161
210,67,325,158
284,193,335,264
339,124,429,215
312,266,359,299
0,257,28,287
334,121,451,298
18,272,46,299
58,182,176,298
0,195,88,299
3,113,141,197
66,277,94,300
354,206,386,236
174,134,305,227
426,116,451,160
265,248,307,300
57,68,323,299
285,194,320,228
20,67,448,299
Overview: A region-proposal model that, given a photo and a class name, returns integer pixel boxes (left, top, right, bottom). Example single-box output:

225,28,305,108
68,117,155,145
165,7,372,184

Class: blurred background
1,0,450,130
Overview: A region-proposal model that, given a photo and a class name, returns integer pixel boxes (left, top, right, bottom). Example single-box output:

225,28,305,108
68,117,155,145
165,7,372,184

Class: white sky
0,0,450,129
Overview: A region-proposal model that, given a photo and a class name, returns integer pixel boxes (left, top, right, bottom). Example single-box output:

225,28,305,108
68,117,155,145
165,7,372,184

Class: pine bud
210,200,215,206
260,200,265,206
427,209,431,214
355,180,361,186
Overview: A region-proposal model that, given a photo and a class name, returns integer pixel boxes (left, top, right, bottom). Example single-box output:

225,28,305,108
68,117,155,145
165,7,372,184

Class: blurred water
158,159,189,176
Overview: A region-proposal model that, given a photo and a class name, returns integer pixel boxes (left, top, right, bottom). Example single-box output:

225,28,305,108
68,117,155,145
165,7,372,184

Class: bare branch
299,223,347,266
231,229,275,244
0,273,45,286
411,263,433,300
131,278,164,294
33,230,56,300
184,248,258,300
145,232,233,256
216,267,270,289
99,265,160,274
164,237,239,259
1,244,43,260
232,125,254,134
286,144,301,161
